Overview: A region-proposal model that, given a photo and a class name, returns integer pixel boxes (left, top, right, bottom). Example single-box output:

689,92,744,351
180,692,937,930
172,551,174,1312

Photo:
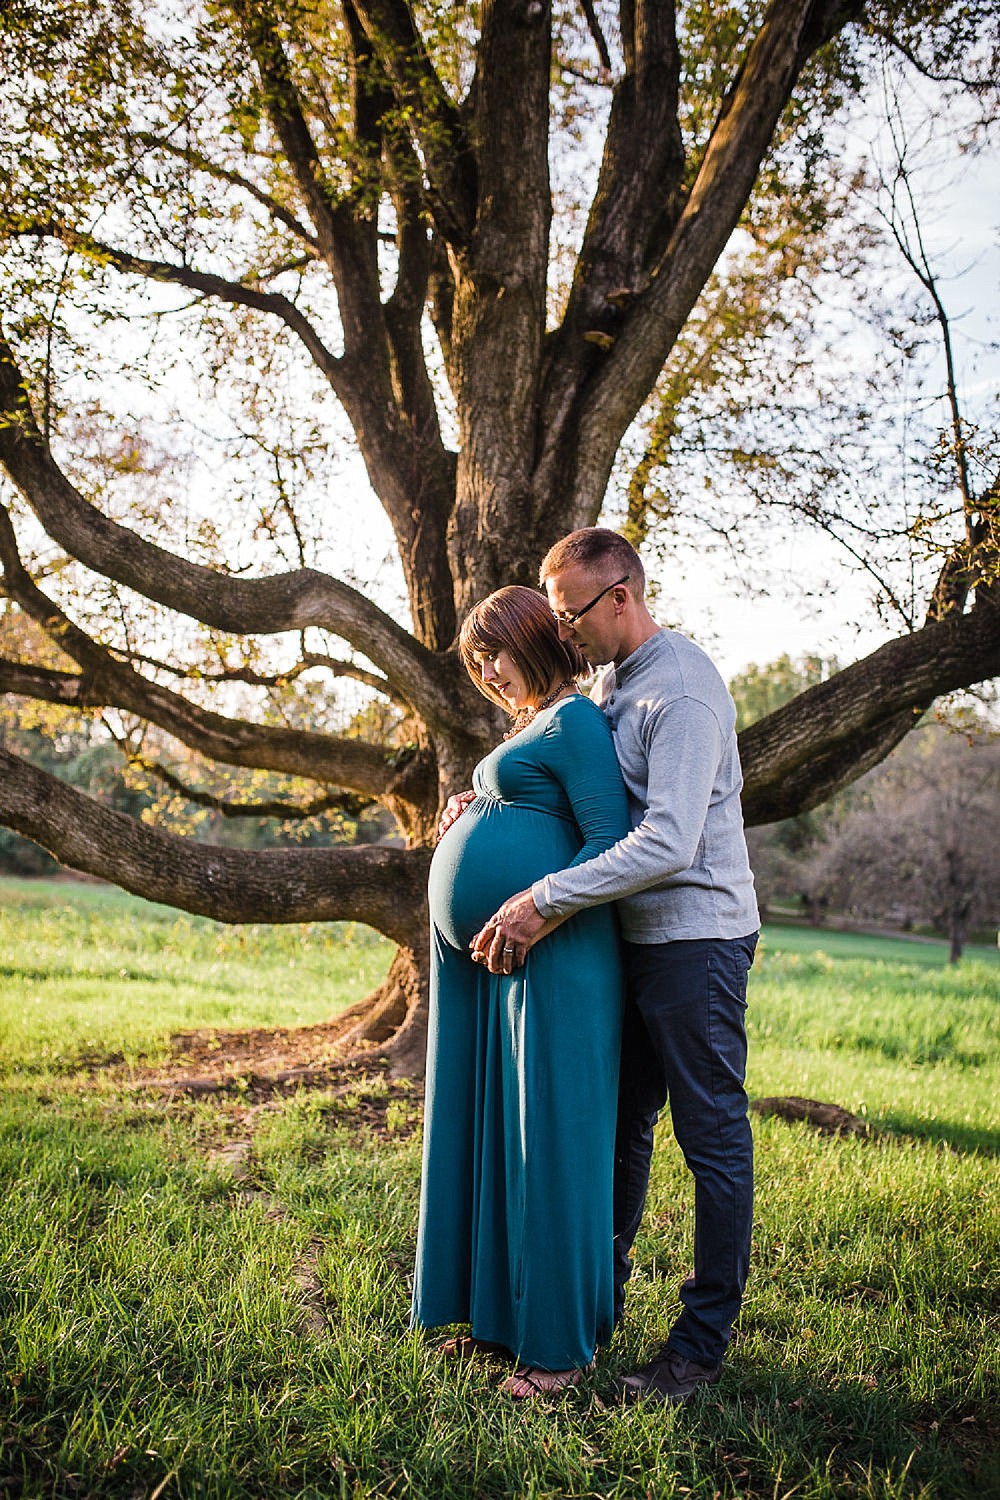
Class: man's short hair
539,528,645,595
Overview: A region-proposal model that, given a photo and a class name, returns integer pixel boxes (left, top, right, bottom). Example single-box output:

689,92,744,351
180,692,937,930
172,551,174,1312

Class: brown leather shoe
613,1346,722,1405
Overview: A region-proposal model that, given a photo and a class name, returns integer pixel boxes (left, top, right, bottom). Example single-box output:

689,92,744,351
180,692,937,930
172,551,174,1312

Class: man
469,527,759,1406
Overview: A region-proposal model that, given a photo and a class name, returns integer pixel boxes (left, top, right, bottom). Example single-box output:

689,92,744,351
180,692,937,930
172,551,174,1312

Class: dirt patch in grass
71,1014,424,1139
106,1019,399,1101
750,1095,875,1137
169,1016,370,1076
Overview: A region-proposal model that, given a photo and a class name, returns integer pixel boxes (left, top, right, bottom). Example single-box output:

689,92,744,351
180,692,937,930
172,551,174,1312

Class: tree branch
866,22,999,93
17,222,345,389
427,229,457,384
0,657,84,706
537,0,685,525
15,21,461,653
0,509,437,814
129,131,322,251
739,600,1000,824
879,148,975,524
0,742,430,943
222,0,459,654
224,0,348,268
579,0,612,72
443,0,555,602
124,752,374,821
349,0,476,246
342,1,459,649
571,0,864,513
0,330,475,735
11,224,461,623
111,643,403,704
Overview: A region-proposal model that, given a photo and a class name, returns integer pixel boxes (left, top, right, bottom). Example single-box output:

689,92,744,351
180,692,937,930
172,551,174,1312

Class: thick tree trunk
329,942,431,1077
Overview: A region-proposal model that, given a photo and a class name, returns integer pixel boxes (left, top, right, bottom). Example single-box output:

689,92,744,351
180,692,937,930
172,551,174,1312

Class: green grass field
0,876,390,1076
1,878,998,1498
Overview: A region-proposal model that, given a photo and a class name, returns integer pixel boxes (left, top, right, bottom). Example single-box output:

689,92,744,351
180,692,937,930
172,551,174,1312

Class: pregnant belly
429,797,582,949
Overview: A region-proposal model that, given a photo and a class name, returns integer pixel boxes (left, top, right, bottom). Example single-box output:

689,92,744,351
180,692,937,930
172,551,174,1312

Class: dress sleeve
540,699,631,866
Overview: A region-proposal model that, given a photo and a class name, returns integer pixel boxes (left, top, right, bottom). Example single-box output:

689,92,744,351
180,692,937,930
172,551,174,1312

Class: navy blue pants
613,933,758,1367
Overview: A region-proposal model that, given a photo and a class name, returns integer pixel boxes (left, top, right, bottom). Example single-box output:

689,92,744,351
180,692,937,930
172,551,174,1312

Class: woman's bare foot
500,1364,587,1398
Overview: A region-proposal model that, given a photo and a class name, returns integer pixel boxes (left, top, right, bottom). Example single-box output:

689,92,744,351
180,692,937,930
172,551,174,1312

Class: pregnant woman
411,586,629,1397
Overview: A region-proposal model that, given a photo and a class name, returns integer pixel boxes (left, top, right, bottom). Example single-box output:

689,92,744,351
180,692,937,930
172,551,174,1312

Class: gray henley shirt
531,628,759,944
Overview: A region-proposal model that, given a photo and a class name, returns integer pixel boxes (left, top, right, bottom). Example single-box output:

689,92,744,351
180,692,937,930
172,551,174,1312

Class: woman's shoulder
543,691,610,735
561,689,603,716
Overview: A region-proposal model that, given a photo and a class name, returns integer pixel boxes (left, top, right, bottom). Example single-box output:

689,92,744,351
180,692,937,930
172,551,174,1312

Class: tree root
122,942,432,1097
751,1095,875,1137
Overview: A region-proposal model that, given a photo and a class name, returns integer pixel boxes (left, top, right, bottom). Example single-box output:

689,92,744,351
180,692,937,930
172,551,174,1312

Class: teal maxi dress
412,693,630,1370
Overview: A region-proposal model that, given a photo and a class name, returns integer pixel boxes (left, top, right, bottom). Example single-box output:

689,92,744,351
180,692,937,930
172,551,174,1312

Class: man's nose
556,621,576,642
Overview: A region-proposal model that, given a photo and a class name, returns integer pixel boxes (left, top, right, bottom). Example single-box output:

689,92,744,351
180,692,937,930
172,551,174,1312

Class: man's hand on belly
470,889,561,973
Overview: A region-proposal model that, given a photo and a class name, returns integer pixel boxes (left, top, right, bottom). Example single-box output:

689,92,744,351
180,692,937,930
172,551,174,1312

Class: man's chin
581,646,610,670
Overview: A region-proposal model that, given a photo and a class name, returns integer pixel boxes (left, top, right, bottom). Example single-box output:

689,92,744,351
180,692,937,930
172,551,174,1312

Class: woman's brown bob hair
459,586,586,714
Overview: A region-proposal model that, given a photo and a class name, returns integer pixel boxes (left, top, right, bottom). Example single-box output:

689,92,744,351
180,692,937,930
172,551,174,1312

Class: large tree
1,0,998,1072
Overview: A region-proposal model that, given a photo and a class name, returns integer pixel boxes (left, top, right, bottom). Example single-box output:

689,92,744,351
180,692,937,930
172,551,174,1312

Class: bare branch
578,0,612,73
17,222,344,388
879,157,975,521
112,648,314,689
867,23,1000,95
301,650,404,701
0,742,429,942
117,643,402,702
129,131,322,250
124,752,374,821
0,330,474,734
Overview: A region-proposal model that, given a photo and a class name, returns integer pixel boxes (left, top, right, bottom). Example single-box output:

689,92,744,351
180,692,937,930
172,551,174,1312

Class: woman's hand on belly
436,788,475,842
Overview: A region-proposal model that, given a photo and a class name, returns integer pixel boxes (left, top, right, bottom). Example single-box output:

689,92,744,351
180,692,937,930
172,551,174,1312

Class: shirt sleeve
540,701,631,866
532,695,724,917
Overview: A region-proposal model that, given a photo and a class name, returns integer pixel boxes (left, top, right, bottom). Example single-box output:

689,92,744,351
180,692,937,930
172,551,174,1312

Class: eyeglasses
549,575,630,627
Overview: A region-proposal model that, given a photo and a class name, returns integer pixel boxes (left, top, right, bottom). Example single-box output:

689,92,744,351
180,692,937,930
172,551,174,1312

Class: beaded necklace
502,680,576,740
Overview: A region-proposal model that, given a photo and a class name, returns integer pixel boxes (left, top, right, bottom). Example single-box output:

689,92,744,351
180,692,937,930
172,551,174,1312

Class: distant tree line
733,658,1000,960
